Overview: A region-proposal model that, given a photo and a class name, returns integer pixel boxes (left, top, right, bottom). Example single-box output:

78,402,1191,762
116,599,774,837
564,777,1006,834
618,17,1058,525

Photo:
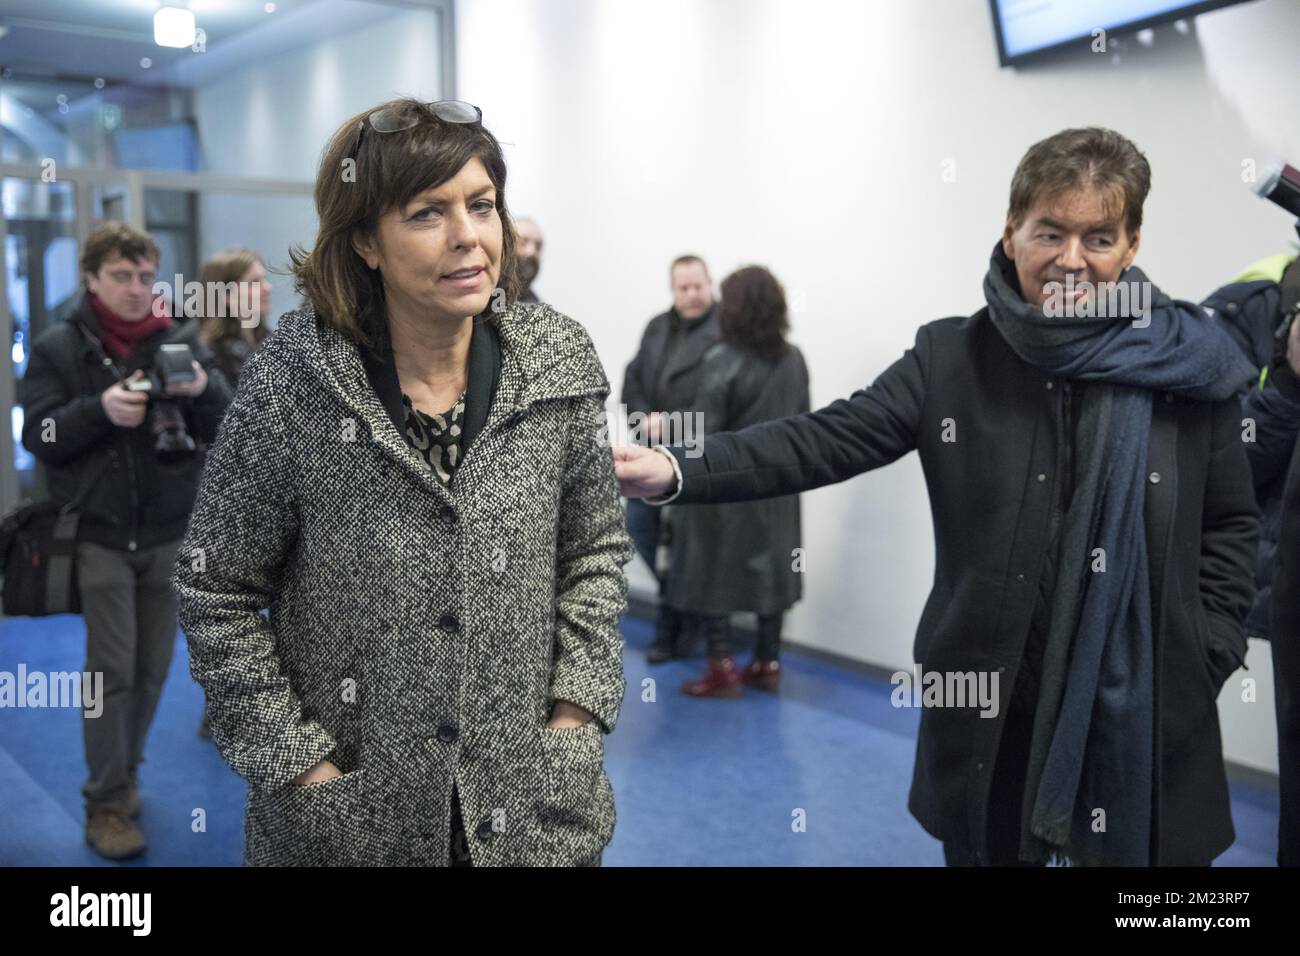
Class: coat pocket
536,722,615,865
1182,597,1222,699
245,769,369,867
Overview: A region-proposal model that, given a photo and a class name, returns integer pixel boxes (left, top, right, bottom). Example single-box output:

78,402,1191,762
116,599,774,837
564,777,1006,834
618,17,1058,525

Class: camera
1252,162,1300,356
123,344,199,463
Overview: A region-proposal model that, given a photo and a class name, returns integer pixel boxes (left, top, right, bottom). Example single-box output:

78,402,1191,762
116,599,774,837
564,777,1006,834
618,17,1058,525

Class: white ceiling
0,0,433,88
0,0,319,85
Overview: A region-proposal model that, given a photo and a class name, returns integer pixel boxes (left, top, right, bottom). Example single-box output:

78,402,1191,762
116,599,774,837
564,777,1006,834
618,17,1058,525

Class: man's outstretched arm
615,324,931,505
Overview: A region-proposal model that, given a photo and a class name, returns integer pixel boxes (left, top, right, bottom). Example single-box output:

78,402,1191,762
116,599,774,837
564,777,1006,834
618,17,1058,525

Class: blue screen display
992,0,1246,61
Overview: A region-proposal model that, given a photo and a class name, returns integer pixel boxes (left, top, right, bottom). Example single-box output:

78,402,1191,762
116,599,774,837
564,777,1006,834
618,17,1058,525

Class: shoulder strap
58,317,118,516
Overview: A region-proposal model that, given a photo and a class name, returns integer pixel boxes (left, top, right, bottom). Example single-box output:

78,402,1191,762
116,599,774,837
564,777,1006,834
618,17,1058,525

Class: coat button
1016,573,1025,582
975,762,984,772
1164,393,1175,403
1045,381,1054,390
438,612,461,633
1148,472,1161,484
1036,473,1047,482
475,819,496,842
440,505,457,527
436,723,459,743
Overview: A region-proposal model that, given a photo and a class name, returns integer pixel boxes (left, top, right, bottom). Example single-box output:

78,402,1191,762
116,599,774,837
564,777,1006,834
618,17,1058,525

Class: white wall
190,2,445,294
457,0,1300,774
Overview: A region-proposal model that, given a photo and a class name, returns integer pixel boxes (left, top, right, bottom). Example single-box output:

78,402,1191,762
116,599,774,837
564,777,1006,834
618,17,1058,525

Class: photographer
18,221,232,861
1238,287,1300,867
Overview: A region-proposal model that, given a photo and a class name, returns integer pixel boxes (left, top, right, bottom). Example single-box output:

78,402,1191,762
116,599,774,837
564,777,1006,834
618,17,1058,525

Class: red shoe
682,657,743,698
740,658,781,692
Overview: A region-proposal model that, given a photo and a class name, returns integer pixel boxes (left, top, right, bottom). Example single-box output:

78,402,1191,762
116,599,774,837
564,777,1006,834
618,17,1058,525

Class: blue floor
0,612,1280,866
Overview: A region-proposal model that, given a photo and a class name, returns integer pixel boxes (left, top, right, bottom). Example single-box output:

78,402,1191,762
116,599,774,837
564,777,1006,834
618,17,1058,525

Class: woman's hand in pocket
547,699,594,729
292,759,343,786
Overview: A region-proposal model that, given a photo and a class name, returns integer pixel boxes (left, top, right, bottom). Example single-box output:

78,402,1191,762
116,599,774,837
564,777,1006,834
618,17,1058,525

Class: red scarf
88,292,173,360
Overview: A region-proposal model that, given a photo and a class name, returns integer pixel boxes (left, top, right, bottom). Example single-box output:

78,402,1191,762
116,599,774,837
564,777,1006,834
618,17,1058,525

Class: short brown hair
718,265,789,362
670,255,709,278
1008,127,1151,238
290,97,519,351
80,221,160,284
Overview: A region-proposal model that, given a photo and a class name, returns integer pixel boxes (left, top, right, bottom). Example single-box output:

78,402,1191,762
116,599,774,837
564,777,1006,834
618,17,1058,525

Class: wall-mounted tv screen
989,0,1255,66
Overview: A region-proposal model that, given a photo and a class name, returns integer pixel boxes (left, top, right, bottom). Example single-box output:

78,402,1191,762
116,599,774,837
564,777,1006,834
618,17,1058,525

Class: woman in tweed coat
172,98,633,866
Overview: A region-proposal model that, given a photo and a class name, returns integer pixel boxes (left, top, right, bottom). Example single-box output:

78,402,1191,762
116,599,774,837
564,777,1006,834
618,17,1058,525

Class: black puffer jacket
18,294,233,551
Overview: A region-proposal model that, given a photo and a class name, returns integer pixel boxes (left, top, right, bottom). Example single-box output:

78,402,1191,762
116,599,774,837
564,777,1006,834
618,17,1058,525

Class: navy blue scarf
983,243,1253,865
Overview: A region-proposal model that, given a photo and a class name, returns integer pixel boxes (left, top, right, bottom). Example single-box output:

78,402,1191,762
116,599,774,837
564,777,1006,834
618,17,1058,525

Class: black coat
1247,353,1300,867
1203,271,1298,639
664,307,1258,865
620,305,720,431
18,295,233,551
1273,394,1300,866
664,341,809,616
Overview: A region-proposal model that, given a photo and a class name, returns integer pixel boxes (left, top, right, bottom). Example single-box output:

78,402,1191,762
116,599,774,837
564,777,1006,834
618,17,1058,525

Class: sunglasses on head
348,100,483,162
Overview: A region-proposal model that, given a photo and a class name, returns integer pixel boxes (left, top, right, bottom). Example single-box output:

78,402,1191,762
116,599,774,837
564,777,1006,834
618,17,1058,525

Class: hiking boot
85,807,146,861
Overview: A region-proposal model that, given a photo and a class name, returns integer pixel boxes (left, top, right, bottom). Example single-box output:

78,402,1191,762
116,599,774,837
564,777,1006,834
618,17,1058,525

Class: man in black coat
615,128,1259,866
1202,252,1300,641
1272,382,1300,867
19,222,232,861
1238,298,1300,866
620,255,720,662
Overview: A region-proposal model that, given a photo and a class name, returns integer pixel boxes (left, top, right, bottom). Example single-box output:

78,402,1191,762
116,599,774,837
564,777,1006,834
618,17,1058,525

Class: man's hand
1287,315,1300,378
164,360,208,398
613,444,677,499
101,371,149,428
547,699,594,729
292,759,342,786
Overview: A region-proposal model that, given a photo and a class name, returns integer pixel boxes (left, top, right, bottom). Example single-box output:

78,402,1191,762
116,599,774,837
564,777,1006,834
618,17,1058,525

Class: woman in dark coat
663,266,810,697
173,98,632,867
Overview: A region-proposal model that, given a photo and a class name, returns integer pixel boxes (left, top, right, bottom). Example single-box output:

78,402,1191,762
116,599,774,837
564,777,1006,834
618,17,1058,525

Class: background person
19,221,232,860
621,254,720,662
514,217,544,303
663,265,809,697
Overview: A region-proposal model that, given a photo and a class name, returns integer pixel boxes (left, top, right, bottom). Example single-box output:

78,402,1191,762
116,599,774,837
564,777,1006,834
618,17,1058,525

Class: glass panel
4,178,78,501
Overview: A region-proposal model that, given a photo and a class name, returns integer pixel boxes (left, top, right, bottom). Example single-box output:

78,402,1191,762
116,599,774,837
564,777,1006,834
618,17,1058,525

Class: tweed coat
173,300,633,866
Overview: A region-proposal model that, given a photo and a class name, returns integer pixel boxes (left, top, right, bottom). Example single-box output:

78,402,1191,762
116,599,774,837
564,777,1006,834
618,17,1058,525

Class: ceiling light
154,7,197,48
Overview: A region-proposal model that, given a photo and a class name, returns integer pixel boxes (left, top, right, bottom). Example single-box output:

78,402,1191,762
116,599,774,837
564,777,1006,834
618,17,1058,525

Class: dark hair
718,266,789,363
1008,127,1151,238
80,221,160,284
670,255,709,278
290,97,519,351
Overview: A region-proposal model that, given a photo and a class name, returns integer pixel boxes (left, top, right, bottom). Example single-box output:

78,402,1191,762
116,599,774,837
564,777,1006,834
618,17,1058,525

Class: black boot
647,604,683,663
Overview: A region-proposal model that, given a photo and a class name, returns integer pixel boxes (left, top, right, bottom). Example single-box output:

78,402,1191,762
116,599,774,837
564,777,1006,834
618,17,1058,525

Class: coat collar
359,313,500,454
280,300,610,493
